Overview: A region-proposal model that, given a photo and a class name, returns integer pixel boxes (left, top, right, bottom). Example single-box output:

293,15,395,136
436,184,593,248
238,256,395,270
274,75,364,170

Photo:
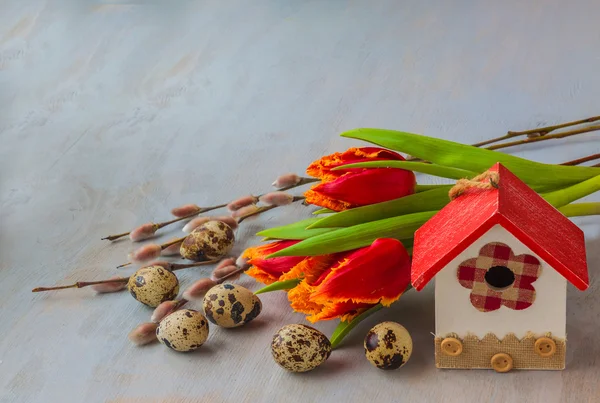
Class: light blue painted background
1,1,599,402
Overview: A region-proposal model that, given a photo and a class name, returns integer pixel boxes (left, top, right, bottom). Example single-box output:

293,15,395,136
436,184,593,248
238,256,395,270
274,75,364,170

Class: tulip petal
279,254,341,284
307,147,405,181
305,168,416,211
312,300,374,323
310,238,411,306
242,240,303,284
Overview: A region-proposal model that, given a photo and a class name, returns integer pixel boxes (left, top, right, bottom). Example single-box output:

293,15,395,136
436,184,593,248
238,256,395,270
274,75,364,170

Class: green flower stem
559,202,600,217
543,175,600,208
330,304,383,349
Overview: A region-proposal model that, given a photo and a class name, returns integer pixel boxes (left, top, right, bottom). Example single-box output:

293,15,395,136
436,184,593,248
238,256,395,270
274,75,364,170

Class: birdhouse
411,163,589,372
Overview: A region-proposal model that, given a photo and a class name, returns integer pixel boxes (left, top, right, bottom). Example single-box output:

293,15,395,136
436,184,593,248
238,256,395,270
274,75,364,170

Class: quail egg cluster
156,309,209,352
180,220,235,261
203,284,262,328
364,321,413,370
127,266,179,308
271,324,332,372
152,284,263,354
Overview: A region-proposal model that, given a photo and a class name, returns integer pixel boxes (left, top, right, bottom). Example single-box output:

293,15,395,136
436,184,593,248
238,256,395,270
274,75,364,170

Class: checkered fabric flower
457,242,542,312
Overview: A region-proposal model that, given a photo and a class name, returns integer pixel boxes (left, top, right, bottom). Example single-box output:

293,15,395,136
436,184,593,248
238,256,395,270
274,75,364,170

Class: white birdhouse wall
434,224,567,340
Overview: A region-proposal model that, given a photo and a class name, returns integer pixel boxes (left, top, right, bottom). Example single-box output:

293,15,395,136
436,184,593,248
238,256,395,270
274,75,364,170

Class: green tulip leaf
416,184,451,192
254,279,301,295
256,217,336,240
312,208,334,215
268,211,436,257
308,187,452,229
333,160,477,180
341,129,600,191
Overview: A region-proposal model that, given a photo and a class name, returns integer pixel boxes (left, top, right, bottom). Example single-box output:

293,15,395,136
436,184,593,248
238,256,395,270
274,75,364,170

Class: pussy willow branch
472,115,600,147
101,204,228,241
237,196,305,224
485,125,600,151
117,196,305,267
116,236,188,268
561,153,600,166
102,177,318,241
31,260,220,293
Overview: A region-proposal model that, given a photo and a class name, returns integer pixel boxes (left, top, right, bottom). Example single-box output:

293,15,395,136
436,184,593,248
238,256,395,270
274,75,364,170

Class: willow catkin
171,204,201,218
259,191,294,206
227,195,258,212
129,223,157,242
272,173,301,188
128,322,159,346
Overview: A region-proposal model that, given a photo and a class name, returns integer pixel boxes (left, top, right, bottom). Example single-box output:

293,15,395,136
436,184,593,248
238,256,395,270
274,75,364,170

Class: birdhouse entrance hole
484,266,515,290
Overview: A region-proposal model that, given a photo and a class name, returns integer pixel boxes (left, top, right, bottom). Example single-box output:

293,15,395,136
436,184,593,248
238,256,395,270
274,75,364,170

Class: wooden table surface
1,1,599,402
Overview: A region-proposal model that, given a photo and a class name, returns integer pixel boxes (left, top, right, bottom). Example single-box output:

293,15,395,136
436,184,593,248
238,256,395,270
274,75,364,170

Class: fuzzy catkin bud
227,195,258,212
182,217,210,233
231,204,260,219
211,265,241,282
216,257,236,269
161,240,183,256
151,300,179,323
129,223,157,242
259,191,294,206
272,173,301,189
128,322,159,346
171,204,201,218
129,244,162,263
209,258,236,281
91,276,128,293
236,256,250,269
182,278,217,301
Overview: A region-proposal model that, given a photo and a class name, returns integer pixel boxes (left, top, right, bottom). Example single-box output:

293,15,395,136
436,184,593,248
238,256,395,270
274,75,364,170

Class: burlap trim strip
435,332,566,370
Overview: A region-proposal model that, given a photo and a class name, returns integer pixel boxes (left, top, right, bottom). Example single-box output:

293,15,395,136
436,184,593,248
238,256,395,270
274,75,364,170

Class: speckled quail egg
271,324,332,372
180,220,235,261
364,321,412,370
202,284,262,328
127,266,179,308
156,309,209,352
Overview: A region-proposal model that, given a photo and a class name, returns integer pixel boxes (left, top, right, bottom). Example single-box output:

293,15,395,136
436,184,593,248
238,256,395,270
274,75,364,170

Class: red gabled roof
411,163,589,291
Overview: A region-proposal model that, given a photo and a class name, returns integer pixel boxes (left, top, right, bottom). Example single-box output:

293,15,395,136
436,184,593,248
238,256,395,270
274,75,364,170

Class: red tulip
242,240,305,284
304,147,416,211
287,238,411,323
307,147,406,181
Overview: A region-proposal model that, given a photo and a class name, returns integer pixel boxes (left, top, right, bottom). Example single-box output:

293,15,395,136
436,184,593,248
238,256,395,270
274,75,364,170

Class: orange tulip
242,240,305,285
307,147,406,181
288,238,411,323
304,147,416,211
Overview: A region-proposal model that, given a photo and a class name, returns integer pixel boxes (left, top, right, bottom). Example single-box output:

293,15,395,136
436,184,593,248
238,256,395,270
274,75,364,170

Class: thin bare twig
472,115,600,147
32,260,220,293
561,153,600,166
485,125,600,151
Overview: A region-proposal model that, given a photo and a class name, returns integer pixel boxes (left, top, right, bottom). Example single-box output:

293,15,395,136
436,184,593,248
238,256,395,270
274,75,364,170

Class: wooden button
534,337,556,357
440,337,463,356
491,353,513,373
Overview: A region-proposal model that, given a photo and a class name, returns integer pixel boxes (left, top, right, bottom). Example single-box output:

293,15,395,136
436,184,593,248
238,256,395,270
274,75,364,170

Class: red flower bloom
307,147,406,181
288,238,412,323
242,240,305,285
304,147,416,211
